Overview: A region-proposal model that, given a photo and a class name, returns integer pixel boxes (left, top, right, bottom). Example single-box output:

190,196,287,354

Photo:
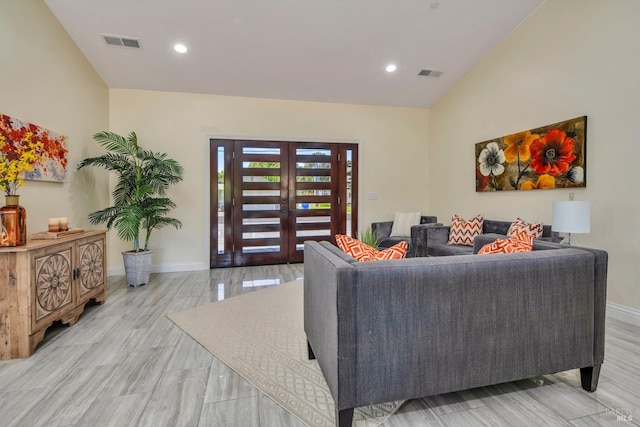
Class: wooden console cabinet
0,230,106,360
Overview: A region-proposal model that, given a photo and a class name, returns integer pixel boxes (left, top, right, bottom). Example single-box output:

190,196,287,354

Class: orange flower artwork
0,114,68,195
475,116,586,192
503,131,538,163
529,129,576,176
520,174,556,190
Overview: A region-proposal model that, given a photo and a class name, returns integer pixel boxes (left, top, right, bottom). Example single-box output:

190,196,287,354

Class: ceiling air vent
101,34,141,49
418,69,443,77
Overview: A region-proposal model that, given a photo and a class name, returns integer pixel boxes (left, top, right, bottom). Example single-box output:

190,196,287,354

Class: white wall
428,0,640,310
109,89,429,272
0,0,109,236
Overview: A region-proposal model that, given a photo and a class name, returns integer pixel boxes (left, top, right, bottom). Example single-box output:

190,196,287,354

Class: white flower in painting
478,142,506,177
567,166,584,184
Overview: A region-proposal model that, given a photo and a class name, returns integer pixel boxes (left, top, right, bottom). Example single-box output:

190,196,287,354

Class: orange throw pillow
372,241,408,260
511,229,534,246
335,235,408,261
448,214,484,246
335,234,377,261
478,230,533,255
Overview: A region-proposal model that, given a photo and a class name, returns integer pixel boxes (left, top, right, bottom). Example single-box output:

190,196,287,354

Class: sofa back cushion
482,219,513,235
483,218,557,238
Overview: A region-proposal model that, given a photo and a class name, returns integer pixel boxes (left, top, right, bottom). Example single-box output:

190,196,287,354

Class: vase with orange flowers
0,129,42,246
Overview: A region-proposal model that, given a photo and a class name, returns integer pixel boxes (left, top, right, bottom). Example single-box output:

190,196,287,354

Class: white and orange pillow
447,214,484,246
507,217,543,238
478,230,533,255
335,234,407,261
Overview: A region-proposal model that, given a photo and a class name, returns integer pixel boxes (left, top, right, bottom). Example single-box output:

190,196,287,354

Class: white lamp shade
552,200,591,234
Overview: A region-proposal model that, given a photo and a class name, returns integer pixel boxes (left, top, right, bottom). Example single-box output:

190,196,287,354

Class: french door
210,139,358,267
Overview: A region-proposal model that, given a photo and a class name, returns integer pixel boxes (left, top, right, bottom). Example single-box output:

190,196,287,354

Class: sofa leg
336,407,354,427
307,340,316,360
580,364,601,392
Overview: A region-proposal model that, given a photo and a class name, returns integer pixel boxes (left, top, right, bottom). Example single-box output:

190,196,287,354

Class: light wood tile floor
0,264,638,426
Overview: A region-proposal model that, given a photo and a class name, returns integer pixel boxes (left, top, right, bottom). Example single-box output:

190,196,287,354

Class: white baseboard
607,301,640,327
108,262,208,277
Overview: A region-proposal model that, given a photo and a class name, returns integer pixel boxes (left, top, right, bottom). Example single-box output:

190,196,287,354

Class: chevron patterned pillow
507,217,543,238
447,214,484,246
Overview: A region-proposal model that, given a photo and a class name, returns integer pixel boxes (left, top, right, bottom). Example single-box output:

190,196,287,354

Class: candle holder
48,218,60,233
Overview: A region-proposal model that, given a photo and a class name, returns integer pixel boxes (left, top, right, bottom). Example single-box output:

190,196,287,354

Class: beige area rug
167,280,403,427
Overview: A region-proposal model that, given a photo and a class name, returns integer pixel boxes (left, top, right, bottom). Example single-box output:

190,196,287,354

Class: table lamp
552,193,590,245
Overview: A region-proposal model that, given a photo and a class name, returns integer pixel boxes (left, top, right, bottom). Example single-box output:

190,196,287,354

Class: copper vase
0,195,27,246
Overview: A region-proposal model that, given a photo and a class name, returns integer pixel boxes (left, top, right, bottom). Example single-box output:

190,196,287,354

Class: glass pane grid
296,216,330,223
243,147,280,155
243,161,280,168
243,176,280,182
297,148,330,156
297,230,330,237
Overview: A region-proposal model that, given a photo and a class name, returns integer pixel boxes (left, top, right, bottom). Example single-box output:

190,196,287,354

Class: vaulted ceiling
45,0,543,108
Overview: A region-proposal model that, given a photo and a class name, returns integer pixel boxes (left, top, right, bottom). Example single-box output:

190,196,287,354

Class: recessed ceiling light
174,43,188,53
386,64,397,73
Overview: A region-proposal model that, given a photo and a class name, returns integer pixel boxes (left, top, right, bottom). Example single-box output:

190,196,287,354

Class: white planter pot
122,250,153,287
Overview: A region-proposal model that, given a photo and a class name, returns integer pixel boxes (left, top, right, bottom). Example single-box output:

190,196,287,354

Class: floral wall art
0,114,68,194
475,116,586,192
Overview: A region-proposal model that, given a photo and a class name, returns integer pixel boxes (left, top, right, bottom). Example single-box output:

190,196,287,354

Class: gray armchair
371,215,439,257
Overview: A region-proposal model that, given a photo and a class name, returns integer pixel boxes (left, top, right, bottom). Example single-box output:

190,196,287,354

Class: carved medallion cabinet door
76,233,106,306
31,241,76,331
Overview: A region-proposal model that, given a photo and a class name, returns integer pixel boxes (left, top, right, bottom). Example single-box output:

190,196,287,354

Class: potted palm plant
77,131,183,286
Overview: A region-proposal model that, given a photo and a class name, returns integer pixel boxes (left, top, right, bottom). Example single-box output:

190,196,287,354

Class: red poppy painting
475,116,586,192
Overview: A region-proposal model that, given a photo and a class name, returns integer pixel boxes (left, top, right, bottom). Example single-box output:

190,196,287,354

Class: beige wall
428,0,640,310
109,89,429,272
0,0,109,237
8,0,633,312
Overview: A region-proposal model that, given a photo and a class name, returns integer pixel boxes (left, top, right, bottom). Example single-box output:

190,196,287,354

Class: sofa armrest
371,221,393,240
303,241,358,410
411,223,443,257
424,224,451,246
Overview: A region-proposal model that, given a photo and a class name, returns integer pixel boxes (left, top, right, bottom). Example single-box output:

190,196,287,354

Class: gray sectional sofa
303,239,608,427
414,218,561,257
371,215,439,257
